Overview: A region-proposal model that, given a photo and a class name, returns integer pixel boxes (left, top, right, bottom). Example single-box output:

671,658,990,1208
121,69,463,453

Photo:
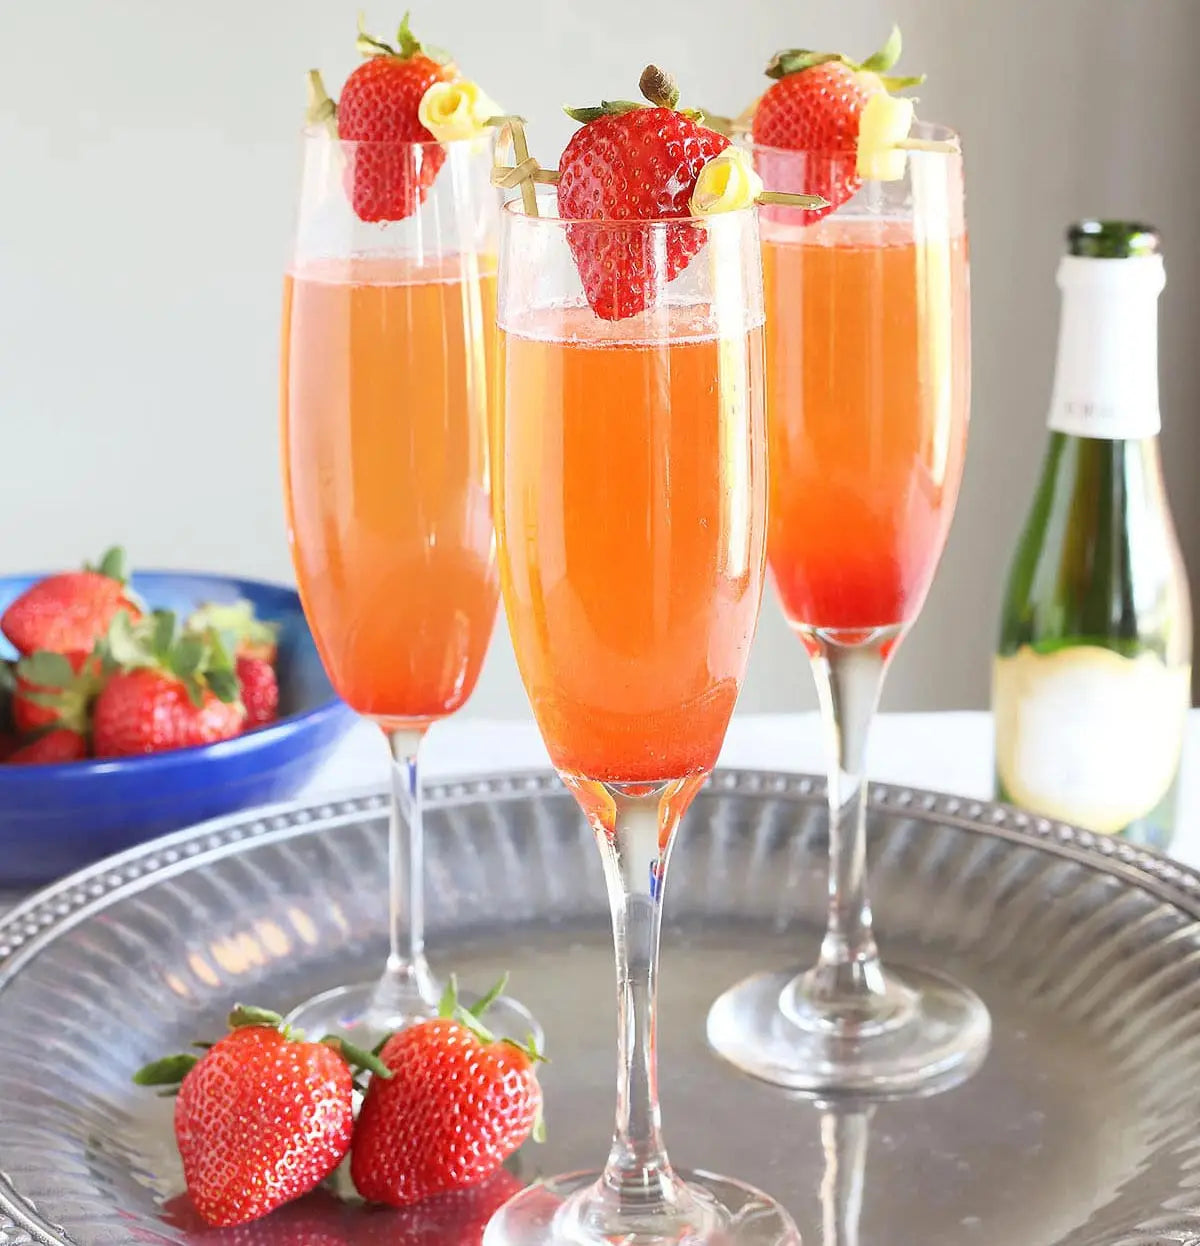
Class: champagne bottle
994,220,1192,850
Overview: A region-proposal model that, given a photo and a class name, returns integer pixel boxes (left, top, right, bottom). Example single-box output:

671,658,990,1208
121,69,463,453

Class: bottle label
994,645,1190,834
1047,255,1164,440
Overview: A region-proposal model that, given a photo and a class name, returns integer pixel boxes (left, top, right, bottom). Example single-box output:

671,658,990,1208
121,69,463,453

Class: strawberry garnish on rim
556,66,732,322
306,13,503,225
750,25,924,220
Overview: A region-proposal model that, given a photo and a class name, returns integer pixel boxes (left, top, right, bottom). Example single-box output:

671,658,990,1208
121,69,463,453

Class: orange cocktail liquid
496,306,767,784
764,216,970,633
281,254,499,729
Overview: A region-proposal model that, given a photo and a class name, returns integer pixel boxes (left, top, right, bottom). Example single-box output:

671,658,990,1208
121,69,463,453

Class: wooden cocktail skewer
490,155,829,212
305,70,339,139
486,115,541,216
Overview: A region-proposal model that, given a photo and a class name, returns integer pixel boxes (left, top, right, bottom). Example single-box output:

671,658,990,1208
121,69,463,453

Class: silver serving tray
1,769,1199,1246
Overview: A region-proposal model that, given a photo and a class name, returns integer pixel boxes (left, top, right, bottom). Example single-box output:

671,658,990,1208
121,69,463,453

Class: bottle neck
1048,254,1165,440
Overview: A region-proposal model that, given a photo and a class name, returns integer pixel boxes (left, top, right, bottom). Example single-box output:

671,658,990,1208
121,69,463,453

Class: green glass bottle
994,221,1192,850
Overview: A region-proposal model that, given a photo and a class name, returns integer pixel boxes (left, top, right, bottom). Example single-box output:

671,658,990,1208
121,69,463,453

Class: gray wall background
2,0,1197,717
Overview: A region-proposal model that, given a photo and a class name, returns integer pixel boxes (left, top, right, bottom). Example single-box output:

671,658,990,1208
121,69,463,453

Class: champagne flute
281,128,540,1045
707,125,990,1094
483,193,797,1246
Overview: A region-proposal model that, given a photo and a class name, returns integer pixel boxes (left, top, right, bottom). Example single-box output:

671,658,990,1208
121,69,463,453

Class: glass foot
483,1167,801,1246
707,963,990,1097
285,978,545,1051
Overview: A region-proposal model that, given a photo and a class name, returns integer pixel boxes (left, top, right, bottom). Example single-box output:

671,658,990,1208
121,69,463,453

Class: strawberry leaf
860,24,903,74
170,636,206,681
17,651,75,689
765,49,844,80
395,11,420,57
563,100,643,124
356,12,397,58
91,546,129,584
206,668,240,705
181,673,205,710
320,1035,394,1080
879,73,926,90
151,611,176,663
132,1052,199,1087
468,972,511,1020
102,610,149,670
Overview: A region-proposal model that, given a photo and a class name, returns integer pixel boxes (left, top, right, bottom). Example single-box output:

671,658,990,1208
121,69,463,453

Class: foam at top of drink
761,214,964,248
500,299,763,347
288,253,497,286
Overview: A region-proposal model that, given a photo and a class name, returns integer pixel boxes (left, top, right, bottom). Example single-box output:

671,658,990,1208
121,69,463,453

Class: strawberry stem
638,65,680,110
228,1003,285,1031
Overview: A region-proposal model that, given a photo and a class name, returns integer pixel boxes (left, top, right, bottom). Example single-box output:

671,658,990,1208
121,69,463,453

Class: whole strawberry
237,655,279,729
12,649,103,737
5,727,88,765
750,26,923,219
337,14,455,222
558,66,730,321
134,1004,390,1229
92,610,245,757
0,546,141,657
351,977,544,1207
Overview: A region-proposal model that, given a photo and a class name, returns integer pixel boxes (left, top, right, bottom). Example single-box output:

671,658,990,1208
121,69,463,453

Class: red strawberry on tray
0,546,141,657
134,1004,390,1229
352,976,544,1207
557,67,731,322
750,25,924,221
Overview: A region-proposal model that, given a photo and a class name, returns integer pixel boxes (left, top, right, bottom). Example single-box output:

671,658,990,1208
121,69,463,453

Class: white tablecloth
300,711,1200,869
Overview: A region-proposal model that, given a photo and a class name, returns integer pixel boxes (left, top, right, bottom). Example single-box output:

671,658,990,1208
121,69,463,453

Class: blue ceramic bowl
0,571,354,887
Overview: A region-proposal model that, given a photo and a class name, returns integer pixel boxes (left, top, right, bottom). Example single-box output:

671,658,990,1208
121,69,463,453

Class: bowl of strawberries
0,548,354,886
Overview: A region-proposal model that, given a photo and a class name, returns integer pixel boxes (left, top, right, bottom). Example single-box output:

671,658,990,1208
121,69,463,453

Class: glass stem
371,728,438,1013
803,628,899,1008
819,1106,872,1246
594,786,688,1213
